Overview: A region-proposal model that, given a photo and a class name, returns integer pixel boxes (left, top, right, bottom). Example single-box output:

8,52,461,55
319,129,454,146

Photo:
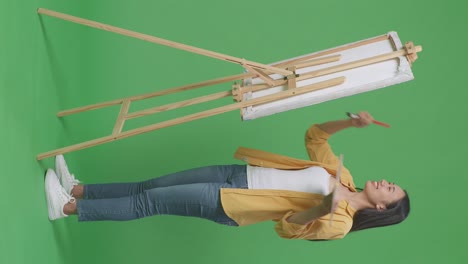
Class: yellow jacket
220,124,358,240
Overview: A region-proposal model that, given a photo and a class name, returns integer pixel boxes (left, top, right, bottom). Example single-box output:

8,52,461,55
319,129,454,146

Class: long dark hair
350,190,410,232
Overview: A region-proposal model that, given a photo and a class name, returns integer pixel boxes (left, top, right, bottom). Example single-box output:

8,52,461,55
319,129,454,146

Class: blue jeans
77,165,247,226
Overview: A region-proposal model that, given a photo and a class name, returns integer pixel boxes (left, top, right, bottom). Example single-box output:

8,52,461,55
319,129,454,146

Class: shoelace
58,186,76,203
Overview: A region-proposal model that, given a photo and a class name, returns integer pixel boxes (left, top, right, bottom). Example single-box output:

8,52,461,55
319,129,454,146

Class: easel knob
405,41,423,65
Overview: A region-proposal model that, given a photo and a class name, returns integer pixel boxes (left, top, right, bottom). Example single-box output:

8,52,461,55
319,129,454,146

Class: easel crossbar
272,35,389,68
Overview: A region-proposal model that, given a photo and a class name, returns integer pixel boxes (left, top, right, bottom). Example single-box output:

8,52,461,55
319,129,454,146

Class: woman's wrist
345,118,355,128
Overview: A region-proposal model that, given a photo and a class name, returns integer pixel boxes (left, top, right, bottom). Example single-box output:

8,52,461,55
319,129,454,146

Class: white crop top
246,165,331,195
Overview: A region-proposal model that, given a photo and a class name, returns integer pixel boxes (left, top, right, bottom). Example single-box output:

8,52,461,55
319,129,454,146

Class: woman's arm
317,111,374,135
286,204,329,225
290,112,375,224
305,111,374,166
286,190,337,225
317,119,354,135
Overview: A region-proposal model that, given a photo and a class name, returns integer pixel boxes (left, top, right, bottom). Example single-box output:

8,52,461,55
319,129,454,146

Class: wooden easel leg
37,8,292,76
125,91,232,119
36,77,344,160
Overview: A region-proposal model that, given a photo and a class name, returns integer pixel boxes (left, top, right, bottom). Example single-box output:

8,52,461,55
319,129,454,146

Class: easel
36,8,422,160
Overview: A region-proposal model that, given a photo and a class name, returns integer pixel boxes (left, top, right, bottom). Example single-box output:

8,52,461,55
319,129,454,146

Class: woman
44,111,410,240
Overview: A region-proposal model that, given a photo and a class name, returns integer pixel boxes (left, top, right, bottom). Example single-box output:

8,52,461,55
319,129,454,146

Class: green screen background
2,0,467,263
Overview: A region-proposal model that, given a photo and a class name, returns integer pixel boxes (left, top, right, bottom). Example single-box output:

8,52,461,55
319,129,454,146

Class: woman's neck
336,185,374,211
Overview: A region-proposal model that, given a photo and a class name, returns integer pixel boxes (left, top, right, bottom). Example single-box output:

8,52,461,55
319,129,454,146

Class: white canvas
240,32,414,120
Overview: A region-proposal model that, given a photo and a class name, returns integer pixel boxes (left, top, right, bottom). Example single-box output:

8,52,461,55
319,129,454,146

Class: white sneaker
55,155,80,194
45,169,76,221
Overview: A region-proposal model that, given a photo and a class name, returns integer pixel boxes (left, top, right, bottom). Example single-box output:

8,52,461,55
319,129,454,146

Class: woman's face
363,180,406,210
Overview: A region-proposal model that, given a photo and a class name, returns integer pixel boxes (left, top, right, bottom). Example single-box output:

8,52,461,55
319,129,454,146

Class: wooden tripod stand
36,8,422,160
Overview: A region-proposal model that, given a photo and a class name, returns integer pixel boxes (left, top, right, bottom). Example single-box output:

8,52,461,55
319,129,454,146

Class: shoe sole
55,155,65,181
45,170,60,221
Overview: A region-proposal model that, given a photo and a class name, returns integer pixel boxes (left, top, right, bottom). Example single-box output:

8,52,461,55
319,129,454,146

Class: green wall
2,0,467,263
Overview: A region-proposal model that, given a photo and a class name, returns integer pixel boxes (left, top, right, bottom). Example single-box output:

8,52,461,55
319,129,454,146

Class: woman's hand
350,111,374,128
287,189,341,225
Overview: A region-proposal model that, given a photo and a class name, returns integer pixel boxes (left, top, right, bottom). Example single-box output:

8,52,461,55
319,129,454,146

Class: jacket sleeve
274,210,352,240
304,124,350,174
